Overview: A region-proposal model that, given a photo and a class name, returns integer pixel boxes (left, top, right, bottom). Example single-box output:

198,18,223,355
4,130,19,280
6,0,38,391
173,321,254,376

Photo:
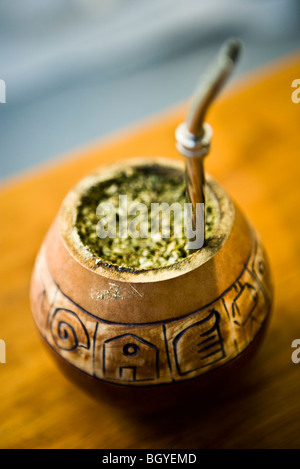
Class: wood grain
1,53,300,449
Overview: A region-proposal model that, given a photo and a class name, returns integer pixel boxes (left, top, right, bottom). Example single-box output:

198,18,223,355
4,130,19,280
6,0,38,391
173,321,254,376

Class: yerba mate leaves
76,167,216,269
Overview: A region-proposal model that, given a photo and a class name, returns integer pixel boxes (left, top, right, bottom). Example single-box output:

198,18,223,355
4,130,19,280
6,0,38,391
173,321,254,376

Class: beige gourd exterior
30,158,273,388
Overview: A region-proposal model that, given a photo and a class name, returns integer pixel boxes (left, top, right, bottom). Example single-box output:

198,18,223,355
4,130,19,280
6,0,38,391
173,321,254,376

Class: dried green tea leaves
76,166,216,270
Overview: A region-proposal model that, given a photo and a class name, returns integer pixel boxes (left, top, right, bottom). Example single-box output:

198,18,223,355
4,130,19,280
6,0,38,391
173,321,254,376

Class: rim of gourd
59,157,235,283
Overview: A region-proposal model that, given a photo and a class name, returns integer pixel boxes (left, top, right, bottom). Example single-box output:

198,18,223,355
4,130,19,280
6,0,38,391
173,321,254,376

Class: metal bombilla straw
175,38,241,252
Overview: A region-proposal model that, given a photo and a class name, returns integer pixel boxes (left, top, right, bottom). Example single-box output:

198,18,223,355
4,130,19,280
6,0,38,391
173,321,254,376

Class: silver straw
175,38,241,251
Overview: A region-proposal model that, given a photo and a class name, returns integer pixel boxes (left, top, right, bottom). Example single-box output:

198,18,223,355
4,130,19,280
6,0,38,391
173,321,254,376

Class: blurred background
1,0,300,180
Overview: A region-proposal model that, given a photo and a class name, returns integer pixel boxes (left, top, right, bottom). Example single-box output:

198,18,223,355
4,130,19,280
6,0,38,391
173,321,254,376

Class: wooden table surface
1,53,300,449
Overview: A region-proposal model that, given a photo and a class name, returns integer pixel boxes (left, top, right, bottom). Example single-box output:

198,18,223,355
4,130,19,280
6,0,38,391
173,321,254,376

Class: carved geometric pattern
31,230,272,386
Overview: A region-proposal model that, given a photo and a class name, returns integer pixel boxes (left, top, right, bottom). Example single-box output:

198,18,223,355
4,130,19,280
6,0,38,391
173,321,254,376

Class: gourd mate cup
30,158,272,392
30,39,273,409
